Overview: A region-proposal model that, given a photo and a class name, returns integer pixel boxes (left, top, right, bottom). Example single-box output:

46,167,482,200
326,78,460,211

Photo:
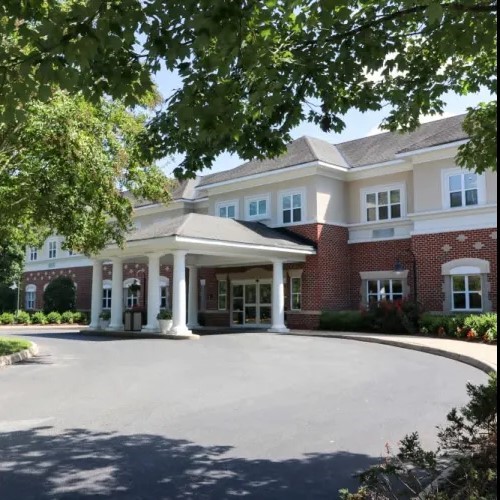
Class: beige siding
347,171,414,224
485,170,498,204
316,176,348,224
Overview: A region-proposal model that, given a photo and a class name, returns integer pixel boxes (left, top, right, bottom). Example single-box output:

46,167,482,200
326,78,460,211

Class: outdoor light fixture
394,250,418,304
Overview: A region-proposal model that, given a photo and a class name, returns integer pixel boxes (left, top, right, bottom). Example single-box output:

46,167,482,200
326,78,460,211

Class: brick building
22,115,497,333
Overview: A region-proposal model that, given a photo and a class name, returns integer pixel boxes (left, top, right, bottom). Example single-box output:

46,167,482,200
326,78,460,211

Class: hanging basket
129,280,141,293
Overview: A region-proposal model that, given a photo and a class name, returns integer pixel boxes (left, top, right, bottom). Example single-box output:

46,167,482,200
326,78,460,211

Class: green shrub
0,284,16,313
319,310,371,332
43,276,76,313
72,311,88,324
0,337,31,356
368,300,422,334
61,311,74,324
0,312,15,325
14,310,31,325
46,311,62,324
463,313,497,337
420,313,497,342
31,311,48,325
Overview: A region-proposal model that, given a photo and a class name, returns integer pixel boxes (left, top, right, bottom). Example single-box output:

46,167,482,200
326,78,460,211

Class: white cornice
395,140,468,159
408,203,497,220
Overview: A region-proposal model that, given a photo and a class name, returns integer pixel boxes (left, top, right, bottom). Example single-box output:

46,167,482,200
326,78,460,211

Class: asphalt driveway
0,330,487,499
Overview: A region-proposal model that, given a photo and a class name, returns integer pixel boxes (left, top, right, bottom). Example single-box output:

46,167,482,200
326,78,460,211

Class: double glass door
232,281,272,326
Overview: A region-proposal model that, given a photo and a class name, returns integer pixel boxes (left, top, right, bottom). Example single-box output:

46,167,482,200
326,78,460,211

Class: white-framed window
218,280,227,310
25,284,36,310
442,169,486,209
290,277,302,311
48,240,57,259
102,280,112,309
29,247,38,262
451,275,483,311
281,190,305,224
123,278,140,309
160,277,170,310
367,279,404,304
363,186,403,222
216,200,238,219
246,195,270,220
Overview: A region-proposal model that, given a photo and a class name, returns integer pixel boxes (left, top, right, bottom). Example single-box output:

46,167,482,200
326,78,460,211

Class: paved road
0,331,487,499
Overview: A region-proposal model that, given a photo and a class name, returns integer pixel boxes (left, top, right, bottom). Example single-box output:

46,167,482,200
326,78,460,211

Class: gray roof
128,213,316,251
199,136,348,187
336,114,467,168
199,114,467,186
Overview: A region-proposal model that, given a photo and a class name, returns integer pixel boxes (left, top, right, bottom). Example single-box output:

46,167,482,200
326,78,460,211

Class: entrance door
231,280,272,327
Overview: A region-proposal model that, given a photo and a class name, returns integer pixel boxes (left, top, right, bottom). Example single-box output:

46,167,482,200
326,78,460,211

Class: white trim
408,203,497,220
441,167,486,210
395,140,469,159
279,187,307,226
290,276,302,311
360,182,406,223
174,236,316,255
123,278,141,287
349,159,407,171
349,218,411,229
25,284,37,292
245,193,271,221
451,274,483,312
215,199,239,219
48,240,58,259
360,270,409,280
348,235,411,244
450,266,481,275
103,279,112,289
442,258,490,275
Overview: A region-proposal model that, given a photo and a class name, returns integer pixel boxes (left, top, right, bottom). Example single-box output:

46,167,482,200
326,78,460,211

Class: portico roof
127,213,316,254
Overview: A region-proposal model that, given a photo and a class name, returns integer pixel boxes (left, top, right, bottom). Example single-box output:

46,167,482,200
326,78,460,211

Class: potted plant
99,310,111,329
157,310,173,334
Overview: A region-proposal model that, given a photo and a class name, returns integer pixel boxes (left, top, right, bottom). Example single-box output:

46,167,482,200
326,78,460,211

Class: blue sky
153,69,493,177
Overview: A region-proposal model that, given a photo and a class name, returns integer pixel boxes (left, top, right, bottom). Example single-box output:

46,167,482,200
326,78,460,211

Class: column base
88,323,100,331
268,326,290,334
169,325,194,336
106,325,124,332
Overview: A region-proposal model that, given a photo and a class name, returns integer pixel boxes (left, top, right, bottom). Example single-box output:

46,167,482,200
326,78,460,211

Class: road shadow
0,426,377,499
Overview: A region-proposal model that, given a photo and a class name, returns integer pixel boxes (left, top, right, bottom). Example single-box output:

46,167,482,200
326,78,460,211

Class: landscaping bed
0,337,31,356
0,310,88,326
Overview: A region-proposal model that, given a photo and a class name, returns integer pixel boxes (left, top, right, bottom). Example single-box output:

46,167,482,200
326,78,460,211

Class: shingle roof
198,136,348,187
127,213,316,251
336,114,467,168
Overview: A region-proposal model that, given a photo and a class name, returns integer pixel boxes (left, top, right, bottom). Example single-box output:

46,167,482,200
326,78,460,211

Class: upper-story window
48,241,57,259
365,188,402,222
281,191,304,224
442,169,486,209
217,201,238,219
29,247,38,262
246,195,270,220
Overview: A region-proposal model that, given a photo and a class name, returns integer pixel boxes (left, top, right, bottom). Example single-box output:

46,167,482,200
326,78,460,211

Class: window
452,275,483,311
25,285,36,310
365,189,402,222
448,172,479,208
246,196,269,219
290,277,302,311
217,201,238,219
218,280,227,310
282,192,303,224
126,289,139,309
48,241,57,259
29,247,38,262
160,278,170,309
367,279,404,303
102,288,112,309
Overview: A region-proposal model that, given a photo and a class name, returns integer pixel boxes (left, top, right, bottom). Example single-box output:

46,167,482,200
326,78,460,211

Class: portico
88,213,316,336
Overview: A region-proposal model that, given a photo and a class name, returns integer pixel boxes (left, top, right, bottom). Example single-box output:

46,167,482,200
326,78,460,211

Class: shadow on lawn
0,426,377,499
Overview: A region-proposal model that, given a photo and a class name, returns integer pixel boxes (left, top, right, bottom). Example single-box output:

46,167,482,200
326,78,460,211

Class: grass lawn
0,337,31,356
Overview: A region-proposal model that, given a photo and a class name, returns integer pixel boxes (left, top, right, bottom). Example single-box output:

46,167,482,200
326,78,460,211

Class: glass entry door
232,280,272,326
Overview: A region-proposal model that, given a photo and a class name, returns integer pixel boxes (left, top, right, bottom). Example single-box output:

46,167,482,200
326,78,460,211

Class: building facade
22,115,498,332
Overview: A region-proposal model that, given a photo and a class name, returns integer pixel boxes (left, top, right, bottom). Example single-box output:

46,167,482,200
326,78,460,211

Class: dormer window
281,190,305,225
217,201,238,219
246,195,270,220
48,241,57,259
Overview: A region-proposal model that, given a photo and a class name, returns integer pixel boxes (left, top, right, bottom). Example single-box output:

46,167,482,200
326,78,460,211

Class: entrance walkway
288,331,497,374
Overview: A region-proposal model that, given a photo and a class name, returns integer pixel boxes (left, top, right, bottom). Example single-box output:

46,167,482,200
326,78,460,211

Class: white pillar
142,253,162,333
269,259,289,333
89,259,103,330
171,251,192,336
187,266,200,329
108,257,124,331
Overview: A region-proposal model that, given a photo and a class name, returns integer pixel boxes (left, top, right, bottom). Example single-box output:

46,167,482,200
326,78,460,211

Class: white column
142,253,162,333
269,259,289,333
108,257,124,331
187,266,200,329
89,259,103,330
171,251,192,336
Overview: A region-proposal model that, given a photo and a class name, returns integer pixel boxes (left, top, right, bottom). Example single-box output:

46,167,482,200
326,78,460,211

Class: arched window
442,259,491,312
25,284,36,310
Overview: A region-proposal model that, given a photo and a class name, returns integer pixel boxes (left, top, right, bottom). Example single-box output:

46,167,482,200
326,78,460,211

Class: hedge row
419,313,497,342
0,310,88,326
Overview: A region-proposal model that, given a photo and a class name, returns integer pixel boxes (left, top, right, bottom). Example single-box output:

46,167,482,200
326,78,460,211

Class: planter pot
158,319,173,335
100,319,110,330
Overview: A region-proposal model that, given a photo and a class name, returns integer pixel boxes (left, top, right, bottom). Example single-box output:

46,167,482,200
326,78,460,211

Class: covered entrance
232,280,272,326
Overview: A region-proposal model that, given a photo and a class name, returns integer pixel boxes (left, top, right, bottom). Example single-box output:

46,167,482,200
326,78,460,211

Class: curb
286,332,497,374
79,330,200,340
0,342,39,368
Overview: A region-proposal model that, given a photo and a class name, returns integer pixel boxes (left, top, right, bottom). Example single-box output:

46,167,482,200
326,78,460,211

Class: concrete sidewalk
288,331,497,374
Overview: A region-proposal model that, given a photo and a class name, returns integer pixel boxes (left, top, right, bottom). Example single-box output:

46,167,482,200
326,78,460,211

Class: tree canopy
0,0,497,177
0,90,173,263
